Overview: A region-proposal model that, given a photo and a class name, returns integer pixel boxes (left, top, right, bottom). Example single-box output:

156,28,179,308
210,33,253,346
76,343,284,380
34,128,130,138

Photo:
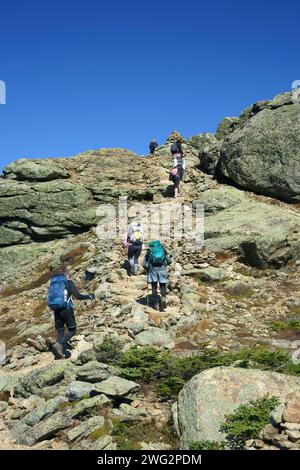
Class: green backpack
149,240,166,267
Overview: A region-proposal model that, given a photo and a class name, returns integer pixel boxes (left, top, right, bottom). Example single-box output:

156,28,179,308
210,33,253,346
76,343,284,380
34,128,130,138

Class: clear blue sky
0,0,299,170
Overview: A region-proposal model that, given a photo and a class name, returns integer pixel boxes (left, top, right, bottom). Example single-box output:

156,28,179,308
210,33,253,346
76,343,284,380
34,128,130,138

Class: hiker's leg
61,326,76,350
174,175,180,198
160,283,167,311
151,282,159,310
127,245,134,274
61,310,77,352
134,246,142,274
54,311,64,345
56,328,64,345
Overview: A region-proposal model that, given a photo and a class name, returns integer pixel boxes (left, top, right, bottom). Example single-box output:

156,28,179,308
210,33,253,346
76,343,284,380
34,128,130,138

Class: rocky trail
1,92,300,450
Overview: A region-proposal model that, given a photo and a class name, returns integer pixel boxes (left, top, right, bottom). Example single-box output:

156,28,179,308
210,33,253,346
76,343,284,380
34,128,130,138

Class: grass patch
274,319,300,332
220,395,279,450
112,419,177,450
88,424,111,441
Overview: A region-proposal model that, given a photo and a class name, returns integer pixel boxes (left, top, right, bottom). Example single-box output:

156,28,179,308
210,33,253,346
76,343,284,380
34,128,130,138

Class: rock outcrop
199,92,300,202
177,367,300,448
0,148,172,246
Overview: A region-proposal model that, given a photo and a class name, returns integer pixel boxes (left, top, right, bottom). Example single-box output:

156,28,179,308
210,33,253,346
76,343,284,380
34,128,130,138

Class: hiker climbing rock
149,139,158,154
170,142,185,198
142,240,172,311
124,220,144,275
48,266,95,358
169,163,184,198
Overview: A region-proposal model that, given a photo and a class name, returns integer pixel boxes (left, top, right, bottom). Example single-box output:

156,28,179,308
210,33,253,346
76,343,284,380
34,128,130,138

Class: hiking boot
161,296,167,311
63,350,72,359
52,342,64,359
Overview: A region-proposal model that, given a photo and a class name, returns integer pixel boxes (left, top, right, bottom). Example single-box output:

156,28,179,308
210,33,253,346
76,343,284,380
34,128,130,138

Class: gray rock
135,327,175,349
10,396,68,442
197,266,225,281
65,381,94,401
14,362,68,397
67,415,105,441
67,394,112,418
177,366,300,448
20,411,72,446
91,376,140,398
81,434,114,450
269,403,285,427
24,396,68,426
200,141,221,175
75,361,111,383
0,401,8,413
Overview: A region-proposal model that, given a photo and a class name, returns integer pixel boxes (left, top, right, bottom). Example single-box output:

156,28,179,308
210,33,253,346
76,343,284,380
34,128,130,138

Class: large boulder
195,185,300,267
177,366,300,448
218,93,300,202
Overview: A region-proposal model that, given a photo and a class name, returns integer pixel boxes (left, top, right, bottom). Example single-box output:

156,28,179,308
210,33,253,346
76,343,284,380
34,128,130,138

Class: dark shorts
54,308,76,331
128,244,142,259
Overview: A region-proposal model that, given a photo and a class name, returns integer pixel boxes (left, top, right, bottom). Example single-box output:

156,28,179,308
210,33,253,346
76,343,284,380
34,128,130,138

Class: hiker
169,164,184,198
125,220,144,275
169,142,185,198
149,139,158,154
142,240,172,311
48,267,95,358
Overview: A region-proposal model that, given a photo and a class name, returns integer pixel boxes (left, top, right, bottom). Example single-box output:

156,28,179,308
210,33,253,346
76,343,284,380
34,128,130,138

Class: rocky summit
0,91,300,451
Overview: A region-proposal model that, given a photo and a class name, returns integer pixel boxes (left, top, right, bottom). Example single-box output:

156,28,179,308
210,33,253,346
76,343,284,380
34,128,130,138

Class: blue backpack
48,274,73,311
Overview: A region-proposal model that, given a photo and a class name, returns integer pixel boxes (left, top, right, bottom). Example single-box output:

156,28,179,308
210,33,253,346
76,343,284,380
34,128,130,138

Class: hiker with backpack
149,139,158,154
125,221,144,275
170,142,185,198
142,240,172,311
48,266,95,358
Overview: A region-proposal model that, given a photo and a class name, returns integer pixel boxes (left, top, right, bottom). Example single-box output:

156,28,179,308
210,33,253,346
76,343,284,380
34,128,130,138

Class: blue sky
0,0,299,170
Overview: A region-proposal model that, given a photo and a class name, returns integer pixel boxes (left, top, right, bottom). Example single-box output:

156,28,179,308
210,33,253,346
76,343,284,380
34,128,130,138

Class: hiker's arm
142,254,149,270
67,281,94,301
165,255,172,265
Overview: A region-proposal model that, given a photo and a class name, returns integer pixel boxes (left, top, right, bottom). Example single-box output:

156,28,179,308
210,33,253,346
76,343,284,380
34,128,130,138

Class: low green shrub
220,395,280,450
189,440,226,450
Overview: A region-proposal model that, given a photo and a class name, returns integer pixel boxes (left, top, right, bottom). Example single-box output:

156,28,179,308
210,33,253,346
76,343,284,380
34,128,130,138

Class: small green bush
220,395,279,450
189,440,226,450
271,319,300,333
95,335,123,364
